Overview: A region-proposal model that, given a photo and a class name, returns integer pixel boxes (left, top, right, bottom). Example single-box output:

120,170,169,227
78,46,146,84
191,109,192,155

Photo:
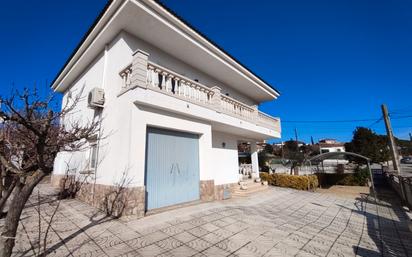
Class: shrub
260,173,318,191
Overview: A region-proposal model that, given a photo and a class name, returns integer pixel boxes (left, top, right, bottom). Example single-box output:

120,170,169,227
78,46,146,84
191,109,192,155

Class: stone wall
76,183,145,218
200,180,236,201
51,175,235,218
214,183,237,200
200,180,215,201
50,174,145,218
50,174,66,188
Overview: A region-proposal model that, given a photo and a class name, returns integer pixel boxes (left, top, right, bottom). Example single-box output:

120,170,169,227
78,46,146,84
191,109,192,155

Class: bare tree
103,170,133,218
0,88,99,257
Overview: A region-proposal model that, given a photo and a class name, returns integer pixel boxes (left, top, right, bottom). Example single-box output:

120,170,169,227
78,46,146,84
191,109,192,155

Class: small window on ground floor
89,141,98,170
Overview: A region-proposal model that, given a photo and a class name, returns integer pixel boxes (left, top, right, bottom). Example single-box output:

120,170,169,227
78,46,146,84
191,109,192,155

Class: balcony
119,51,280,134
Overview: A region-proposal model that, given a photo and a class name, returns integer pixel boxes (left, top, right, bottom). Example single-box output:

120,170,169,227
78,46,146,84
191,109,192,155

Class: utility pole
294,128,299,151
381,104,400,173
409,132,412,142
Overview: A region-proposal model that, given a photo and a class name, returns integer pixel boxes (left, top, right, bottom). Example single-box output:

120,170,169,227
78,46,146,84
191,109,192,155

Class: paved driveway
9,184,412,257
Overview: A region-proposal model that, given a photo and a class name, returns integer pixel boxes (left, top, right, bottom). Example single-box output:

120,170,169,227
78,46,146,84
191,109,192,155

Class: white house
51,0,281,217
319,139,345,153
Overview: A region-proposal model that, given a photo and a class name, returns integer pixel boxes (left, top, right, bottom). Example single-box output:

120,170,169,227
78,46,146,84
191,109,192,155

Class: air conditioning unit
88,88,105,108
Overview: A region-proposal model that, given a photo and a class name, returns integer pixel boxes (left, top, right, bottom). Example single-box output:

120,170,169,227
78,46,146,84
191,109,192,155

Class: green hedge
260,173,318,191
316,168,369,186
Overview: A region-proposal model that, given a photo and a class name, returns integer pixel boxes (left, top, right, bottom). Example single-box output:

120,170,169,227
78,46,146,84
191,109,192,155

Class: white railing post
130,49,149,89
251,105,259,122
210,86,221,112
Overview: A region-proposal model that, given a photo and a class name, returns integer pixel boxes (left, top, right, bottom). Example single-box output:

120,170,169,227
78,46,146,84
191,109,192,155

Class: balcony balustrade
119,56,280,133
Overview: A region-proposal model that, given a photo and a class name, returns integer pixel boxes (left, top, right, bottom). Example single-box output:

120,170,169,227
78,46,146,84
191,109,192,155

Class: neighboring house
273,141,305,148
318,139,347,166
51,0,281,217
319,139,345,153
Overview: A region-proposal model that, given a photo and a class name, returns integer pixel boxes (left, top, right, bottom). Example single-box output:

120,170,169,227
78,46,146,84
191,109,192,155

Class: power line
390,114,412,119
367,117,383,128
281,114,412,124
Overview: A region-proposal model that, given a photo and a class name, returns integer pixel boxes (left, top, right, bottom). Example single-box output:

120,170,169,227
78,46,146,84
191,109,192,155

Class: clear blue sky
1,0,411,143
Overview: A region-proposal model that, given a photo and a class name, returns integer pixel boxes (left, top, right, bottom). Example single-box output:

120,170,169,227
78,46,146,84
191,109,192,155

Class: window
321,149,329,154
89,142,98,170
336,149,342,152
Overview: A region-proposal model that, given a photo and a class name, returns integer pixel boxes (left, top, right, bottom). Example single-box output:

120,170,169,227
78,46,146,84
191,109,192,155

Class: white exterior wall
54,31,251,187
320,146,345,153
211,131,240,186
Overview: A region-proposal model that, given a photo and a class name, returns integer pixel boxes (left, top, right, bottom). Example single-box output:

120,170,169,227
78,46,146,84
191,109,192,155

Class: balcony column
130,49,150,89
210,86,222,112
250,141,259,179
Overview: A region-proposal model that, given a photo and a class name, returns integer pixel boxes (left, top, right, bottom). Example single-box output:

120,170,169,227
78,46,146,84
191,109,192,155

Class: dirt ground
316,185,370,199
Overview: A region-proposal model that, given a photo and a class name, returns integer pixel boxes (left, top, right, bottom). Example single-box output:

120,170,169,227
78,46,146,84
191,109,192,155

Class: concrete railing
119,64,132,89
119,51,281,133
146,62,215,107
257,111,281,132
220,94,255,120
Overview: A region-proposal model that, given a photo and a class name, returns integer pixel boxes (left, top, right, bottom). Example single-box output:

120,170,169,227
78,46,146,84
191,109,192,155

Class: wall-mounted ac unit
88,88,105,108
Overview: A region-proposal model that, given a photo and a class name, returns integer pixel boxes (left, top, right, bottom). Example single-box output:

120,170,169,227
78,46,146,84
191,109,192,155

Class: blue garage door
145,127,200,210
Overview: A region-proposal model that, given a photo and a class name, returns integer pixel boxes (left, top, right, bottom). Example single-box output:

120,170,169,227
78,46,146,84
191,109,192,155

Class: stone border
200,180,215,201
51,175,235,218
214,183,237,200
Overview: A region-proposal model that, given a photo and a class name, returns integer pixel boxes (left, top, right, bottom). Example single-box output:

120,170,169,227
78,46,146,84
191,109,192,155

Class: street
400,163,412,177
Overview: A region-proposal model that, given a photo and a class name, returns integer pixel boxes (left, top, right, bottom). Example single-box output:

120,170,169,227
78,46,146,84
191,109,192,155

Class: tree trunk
0,171,46,257
0,178,17,215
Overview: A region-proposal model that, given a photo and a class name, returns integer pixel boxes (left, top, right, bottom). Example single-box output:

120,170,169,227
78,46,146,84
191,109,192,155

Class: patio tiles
12,184,412,256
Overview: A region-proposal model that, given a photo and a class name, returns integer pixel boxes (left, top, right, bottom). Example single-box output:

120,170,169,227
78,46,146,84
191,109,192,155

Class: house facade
51,0,281,217
319,139,345,153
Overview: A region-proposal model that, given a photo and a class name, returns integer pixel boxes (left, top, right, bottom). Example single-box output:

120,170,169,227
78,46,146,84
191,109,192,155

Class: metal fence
385,172,412,209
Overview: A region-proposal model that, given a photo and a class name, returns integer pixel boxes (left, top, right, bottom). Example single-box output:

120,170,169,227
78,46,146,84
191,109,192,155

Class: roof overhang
51,0,280,102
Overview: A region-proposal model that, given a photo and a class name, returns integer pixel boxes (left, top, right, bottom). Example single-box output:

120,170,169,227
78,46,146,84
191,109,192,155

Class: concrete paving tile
216,238,244,253
168,245,199,257
155,237,183,251
200,223,220,233
101,242,134,256
202,232,226,245
136,244,166,256
212,228,235,239
186,238,213,252
175,222,196,231
202,246,230,257
173,231,197,244
125,236,150,250
161,225,185,236
144,231,170,245
187,227,209,237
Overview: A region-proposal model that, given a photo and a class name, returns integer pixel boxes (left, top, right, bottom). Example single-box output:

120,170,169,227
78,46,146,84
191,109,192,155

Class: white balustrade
220,94,255,120
119,64,132,89
118,61,280,132
258,111,281,131
146,63,213,106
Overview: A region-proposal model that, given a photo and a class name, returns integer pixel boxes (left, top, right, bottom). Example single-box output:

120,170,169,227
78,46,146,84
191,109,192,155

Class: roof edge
51,0,281,97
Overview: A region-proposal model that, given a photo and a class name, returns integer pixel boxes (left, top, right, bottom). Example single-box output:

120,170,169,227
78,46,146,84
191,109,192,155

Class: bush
260,172,318,191
316,168,370,187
